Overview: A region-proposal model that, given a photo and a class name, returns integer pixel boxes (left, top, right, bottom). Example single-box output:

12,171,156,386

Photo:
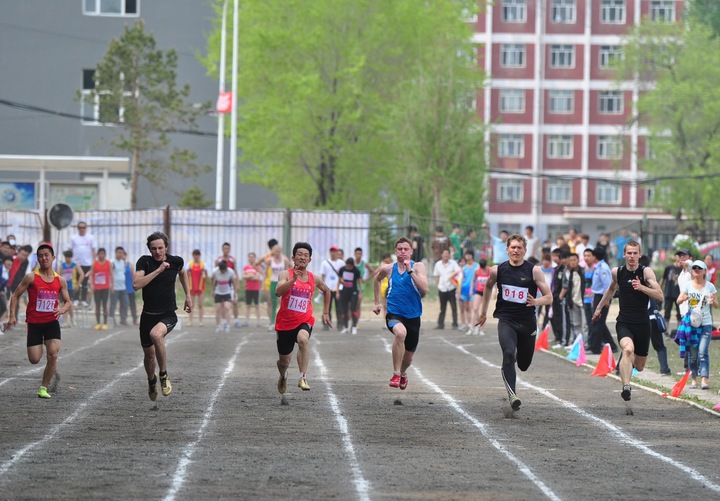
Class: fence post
283,208,292,256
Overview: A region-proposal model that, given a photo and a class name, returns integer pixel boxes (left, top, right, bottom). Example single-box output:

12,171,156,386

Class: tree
86,21,211,208
202,0,483,215
687,0,720,37
618,21,720,228
178,186,213,208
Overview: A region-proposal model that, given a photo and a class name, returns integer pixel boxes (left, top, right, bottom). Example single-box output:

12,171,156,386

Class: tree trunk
130,149,140,209
431,182,442,232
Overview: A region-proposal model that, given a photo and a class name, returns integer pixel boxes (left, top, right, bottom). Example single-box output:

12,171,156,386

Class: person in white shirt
319,246,345,330
211,260,237,333
433,250,460,329
109,246,129,326
67,221,97,306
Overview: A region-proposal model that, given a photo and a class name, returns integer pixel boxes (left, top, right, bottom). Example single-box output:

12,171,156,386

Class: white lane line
444,338,720,493
0,330,127,387
0,331,187,480
163,338,248,501
379,338,560,501
315,347,371,501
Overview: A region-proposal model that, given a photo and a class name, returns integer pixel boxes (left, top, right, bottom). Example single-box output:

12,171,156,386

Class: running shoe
148,377,158,401
340,327,348,334
277,376,288,394
94,324,102,330
160,375,172,396
240,321,249,328
351,327,357,335
224,324,230,333
37,386,51,399
389,374,401,388
233,319,241,328
215,325,222,333
621,384,631,401
399,375,409,390
101,324,107,330
509,394,522,411
298,378,311,391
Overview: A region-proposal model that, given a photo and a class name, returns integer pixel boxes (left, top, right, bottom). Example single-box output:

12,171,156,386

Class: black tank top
617,265,649,324
494,260,538,322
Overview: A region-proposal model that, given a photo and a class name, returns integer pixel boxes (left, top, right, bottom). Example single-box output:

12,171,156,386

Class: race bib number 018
287,294,309,313
502,284,528,304
36,290,58,313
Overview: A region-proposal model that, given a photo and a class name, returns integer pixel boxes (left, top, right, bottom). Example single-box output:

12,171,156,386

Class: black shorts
616,320,652,357
245,290,259,305
276,322,313,356
214,293,232,304
139,311,177,348
27,321,61,347
385,314,421,352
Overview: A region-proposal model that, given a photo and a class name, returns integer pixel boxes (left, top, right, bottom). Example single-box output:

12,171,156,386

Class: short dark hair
345,257,354,266
19,244,32,254
98,247,106,254
525,225,534,232
354,247,363,253
147,231,169,249
464,250,474,258
63,250,73,258
435,225,444,233
292,242,312,257
222,242,231,247
267,238,279,249
37,244,54,256
192,249,201,256
115,246,124,252
395,236,413,248
218,260,228,269
592,247,606,261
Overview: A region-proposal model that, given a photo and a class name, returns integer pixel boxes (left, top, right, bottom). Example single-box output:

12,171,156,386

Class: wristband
407,269,413,275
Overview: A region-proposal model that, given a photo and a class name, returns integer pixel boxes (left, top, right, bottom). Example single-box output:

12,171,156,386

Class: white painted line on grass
163,338,248,501
444,338,720,493
315,349,371,501
379,338,560,501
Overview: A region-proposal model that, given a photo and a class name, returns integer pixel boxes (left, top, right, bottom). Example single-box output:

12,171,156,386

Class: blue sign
0,182,35,210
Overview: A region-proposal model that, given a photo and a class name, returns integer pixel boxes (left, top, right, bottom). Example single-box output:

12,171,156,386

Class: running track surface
1,320,719,500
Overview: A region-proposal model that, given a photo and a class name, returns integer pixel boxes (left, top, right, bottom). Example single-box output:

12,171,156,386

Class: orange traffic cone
590,344,614,377
664,370,691,398
535,325,549,351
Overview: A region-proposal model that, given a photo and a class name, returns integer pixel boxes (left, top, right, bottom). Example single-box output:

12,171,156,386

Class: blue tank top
386,262,422,318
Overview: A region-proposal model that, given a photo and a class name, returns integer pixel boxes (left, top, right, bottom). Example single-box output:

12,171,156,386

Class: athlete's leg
498,321,520,394
42,339,61,387
223,300,231,325
618,336,636,386
295,328,311,374
350,293,359,327
27,344,44,364
391,322,408,373
516,329,537,372
149,322,170,373
143,345,156,379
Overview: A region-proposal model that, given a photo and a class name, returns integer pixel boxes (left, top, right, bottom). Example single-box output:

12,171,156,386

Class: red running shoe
389,374,401,387
399,375,408,390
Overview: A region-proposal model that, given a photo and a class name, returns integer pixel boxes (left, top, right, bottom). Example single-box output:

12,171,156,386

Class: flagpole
215,0,229,210
229,0,239,210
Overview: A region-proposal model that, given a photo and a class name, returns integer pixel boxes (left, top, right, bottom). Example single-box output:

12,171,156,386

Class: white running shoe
351,327,357,335
341,327,348,334
215,325,222,333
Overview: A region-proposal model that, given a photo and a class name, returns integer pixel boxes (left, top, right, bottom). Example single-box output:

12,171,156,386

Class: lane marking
164,338,248,501
315,346,371,501
380,338,560,501
443,338,720,493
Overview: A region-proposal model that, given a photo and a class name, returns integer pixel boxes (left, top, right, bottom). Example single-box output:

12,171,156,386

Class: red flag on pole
217,91,232,113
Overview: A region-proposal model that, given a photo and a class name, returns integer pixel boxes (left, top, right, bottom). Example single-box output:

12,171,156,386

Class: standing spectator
430,226,452,265
576,233,592,268
67,221,97,306
660,250,685,324
595,233,611,262
524,225,538,261
215,243,240,327
59,250,83,327
265,242,292,330
433,249,460,330
352,247,374,327
319,245,344,330
704,254,716,285
587,247,617,354
459,251,478,333
409,226,428,264
337,258,362,334
186,249,208,327
566,228,581,253
640,255,672,376
539,253,554,329
0,255,11,322
470,258,491,335
241,252,263,327
483,224,509,264
124,251,137,326
449,224,463,261
89,247,112,330
613,229,632,267
558,253,583,347
462,229,477,260
109,246,129,327
211,260,236,333
550,248,568,346
582,248,596,334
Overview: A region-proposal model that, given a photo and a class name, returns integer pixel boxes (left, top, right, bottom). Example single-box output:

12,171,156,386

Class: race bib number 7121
502,284,528,304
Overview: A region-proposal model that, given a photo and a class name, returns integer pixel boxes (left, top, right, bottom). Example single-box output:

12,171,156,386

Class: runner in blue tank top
373,237,429,391
477,234,552,411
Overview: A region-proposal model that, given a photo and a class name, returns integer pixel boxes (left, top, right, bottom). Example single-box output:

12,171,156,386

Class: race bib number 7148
502,284,528,304
287,294,309,313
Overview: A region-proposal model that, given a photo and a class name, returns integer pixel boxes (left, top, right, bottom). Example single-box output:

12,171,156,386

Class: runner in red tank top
89,248,113,330
5,244,71,399
274,242,332,394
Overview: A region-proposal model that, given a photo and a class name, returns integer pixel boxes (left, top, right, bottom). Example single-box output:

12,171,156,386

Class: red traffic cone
591,344,613,377
665,370,692,398
535,325,549,351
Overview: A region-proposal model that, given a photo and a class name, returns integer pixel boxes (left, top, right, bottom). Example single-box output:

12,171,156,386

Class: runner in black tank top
592,241,663,403
477,235,552,412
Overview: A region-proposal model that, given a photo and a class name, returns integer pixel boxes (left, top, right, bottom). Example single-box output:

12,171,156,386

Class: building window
81,69,131,125
597,135,623,159
502,0,527,23
501,44,526,68
596,181,620,204
547,179,572,203
500,89,525,113
498,179,524,202
83,0,139,16
599,45,623,69
600,0,625,24
599,90,623,114
550,45,574,68
650,1,675,22
547,135,573,159
498,134,524,158
548,90,574,113
551,0,576,24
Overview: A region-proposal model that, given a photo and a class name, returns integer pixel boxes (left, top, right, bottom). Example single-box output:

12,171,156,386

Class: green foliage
687,0,720,37
88,21,211,208
618,21,720,229
202,0,485,218
178,186,213,209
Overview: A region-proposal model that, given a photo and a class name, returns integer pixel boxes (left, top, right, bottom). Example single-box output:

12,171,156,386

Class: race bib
287,293,309,313
502,284,528,304
36,290,58,313
95,272,107,285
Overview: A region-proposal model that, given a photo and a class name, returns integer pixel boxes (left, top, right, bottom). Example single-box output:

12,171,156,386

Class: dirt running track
1,319,719,501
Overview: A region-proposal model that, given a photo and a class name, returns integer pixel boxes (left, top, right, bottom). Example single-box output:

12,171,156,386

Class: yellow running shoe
94,324,101,330
101,324,108,330
277,376,287,394
160,375,172,396
297,378,310,391
37,386,51,399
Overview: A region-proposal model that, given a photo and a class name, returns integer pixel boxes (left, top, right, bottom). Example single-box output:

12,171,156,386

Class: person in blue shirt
482,224,509,264
613,229,632,267
459,251,478,333
587,247,617,354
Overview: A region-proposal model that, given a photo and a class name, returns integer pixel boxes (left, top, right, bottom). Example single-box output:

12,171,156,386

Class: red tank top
27,270,62,324
189,261,206,292
475,267,491,293
92,260,112,290
275,271,316,331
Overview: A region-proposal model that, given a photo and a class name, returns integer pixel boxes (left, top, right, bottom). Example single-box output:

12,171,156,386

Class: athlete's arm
528,266,553,307
87,263,95,290
274,269,295,297
314,274,332,327
372,264,392,315
133,260,170,291
476,265,498,327
639,267,664,302
178,265,192,313
592,267,619,321
56,277,72,318
5,273,34,328
408,261,429,297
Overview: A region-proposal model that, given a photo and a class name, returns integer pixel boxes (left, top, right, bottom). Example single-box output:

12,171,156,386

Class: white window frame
83,0,140,17
599,90,624,114
548,90,574,113
599,45,623,69
498,134,525,158
600,0,625,24
502,0,527,23
596,181,621,204
498,179,524,202
650,1,675,23
500,44,526,68
597,135,623,159
500,89,526,113
81,69,132,126
547,135,573,159
547,179,572,204
550,45,575,69
551,0,576,24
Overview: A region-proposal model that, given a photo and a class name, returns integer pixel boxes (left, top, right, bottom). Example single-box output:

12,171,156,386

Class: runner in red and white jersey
216,242,240,327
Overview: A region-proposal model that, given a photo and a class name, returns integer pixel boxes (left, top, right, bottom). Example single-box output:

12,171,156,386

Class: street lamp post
215,0,229,210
